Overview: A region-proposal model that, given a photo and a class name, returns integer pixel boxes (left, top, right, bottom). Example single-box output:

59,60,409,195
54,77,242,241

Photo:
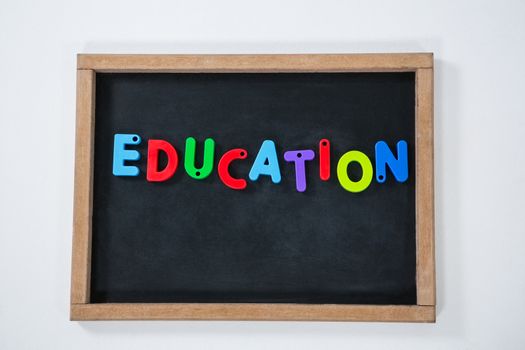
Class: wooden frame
71,53,435,322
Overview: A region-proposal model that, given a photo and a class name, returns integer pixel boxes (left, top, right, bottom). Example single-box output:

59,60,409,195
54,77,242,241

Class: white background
1,0,524,349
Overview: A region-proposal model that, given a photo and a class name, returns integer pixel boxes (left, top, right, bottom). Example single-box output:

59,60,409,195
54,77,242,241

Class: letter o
336,151,373,193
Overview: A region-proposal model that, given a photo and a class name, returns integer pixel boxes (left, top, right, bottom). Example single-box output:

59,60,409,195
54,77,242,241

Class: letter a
249,140,281,184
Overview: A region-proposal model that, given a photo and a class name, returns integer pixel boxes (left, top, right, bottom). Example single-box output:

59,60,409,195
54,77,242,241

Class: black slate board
91,72,416,304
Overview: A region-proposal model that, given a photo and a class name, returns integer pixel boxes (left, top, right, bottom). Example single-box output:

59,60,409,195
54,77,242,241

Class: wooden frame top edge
77,53,433,72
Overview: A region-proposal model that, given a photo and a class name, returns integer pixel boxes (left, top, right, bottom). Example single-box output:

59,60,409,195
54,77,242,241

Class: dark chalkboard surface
91,72,416,305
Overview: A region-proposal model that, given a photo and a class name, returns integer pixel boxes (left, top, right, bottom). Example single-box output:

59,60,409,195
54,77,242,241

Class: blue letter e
113,134,141,176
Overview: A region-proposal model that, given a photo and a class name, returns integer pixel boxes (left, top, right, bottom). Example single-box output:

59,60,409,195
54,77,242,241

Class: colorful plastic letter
375,140,409,183
248,140,281,183
218,148,248,190
284,150,315,192
112,133,141,176
184,137,215,180
146,140,178,182
336,150,373,193
319,139,330,181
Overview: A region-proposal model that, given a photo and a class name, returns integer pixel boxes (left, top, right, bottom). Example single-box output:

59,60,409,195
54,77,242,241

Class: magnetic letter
319,139,330,181
218,148,248,190
336,150,373,193
375,140,409,183
284,150,315,192
184,137,215,180
248,140,281,183
146,140,178,182
112,133,141,176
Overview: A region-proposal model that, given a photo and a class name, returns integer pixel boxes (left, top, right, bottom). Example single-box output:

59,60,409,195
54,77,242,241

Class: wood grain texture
71,304,435,322
415,68,436,306
70,54,435,322
77,53,433,72
70,69,95,305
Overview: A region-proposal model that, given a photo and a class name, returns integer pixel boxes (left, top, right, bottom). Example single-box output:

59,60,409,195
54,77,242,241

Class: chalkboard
71,54,435,322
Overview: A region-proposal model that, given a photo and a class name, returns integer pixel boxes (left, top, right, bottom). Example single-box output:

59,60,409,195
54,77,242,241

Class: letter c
218,148,248,190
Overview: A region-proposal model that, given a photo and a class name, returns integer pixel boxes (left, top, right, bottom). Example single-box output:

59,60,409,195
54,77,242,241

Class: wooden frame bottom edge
70,303,435,322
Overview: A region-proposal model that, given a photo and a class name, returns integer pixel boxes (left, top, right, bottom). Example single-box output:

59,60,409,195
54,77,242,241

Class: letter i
319,139,330,181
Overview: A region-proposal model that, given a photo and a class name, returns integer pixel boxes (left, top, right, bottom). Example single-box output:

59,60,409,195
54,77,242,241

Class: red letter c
218,148,248,190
